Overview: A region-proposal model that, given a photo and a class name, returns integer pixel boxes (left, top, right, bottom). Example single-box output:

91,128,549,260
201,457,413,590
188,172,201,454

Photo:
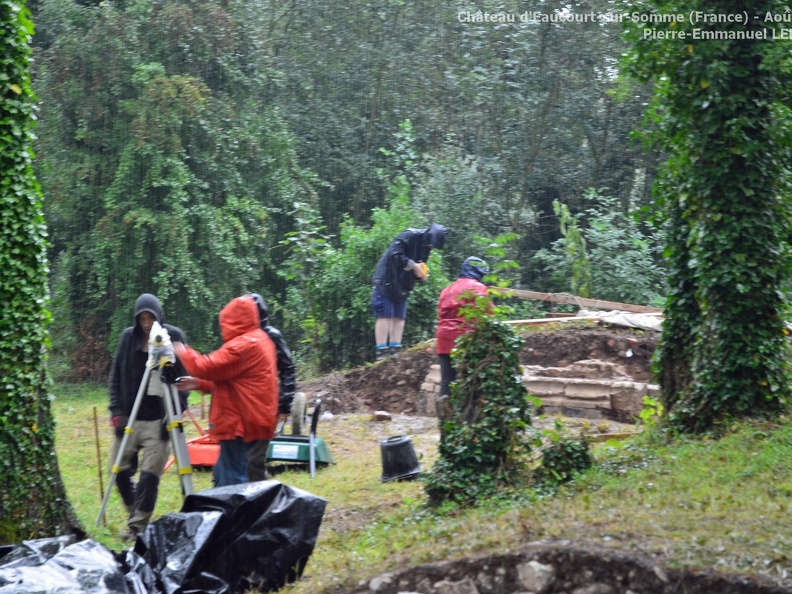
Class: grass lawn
52,384,792,593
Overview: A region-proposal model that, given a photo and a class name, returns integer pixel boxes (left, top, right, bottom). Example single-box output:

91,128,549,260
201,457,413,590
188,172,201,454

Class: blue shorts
371,288,407,319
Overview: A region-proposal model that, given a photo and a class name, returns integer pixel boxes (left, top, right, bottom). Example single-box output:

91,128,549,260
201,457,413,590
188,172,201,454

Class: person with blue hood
107,293,189,539
435,257,491,414
372,223,448,361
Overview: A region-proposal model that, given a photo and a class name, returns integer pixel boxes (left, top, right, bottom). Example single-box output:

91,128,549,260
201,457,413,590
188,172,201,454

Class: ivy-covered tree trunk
651,193,699,413
425,313,533,505
627,0,792,432
0,0,79,543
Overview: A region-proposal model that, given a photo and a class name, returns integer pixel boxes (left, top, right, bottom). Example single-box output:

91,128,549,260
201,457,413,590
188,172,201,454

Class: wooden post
92,407,107,527
489,287,663,314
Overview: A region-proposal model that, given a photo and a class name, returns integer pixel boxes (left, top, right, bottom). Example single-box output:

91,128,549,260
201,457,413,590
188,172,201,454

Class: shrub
425,298,533,505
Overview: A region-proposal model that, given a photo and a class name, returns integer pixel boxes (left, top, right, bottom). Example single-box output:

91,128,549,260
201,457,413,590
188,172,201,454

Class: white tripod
96,321,194,527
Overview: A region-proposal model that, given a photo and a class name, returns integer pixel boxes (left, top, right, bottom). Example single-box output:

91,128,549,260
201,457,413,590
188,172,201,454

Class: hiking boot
375,348,389,362
389,345,402,357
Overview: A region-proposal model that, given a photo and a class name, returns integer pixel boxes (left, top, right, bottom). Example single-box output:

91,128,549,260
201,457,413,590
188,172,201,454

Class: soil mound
299,347,437,415
297,323,658,415
518,327,657,382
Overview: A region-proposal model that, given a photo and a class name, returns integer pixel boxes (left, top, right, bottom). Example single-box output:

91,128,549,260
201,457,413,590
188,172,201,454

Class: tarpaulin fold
0,480,326,594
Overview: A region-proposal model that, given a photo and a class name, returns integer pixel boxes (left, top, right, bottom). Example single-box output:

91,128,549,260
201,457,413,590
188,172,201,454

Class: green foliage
410,138,532,275
277,129,531,372
236,1,655,282
624,0,792,431
277,201,336,373
34,2,322,365
378,119,420,187
30,0,659,378
425,298,533,506
554,199,591,298
281,179,451,371
475,232,523,292
534,189,667,306
0,0,77,542
637,395,665,430
534,421,593,490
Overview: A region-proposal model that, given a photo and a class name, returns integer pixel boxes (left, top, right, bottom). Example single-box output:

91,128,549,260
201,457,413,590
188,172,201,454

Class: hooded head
459,257,489,282
133,293,164,338
219,296,260,342
247,292,269,327
425,223,448,250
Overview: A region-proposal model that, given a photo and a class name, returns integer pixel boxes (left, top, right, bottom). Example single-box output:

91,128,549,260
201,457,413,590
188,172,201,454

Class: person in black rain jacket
107,293,189,538
371,223,448,361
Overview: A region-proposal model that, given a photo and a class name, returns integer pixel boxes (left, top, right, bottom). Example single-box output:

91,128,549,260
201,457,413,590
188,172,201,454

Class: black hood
133,293,164,328
459,257,489,281
247,292,268,327
425,223,448,250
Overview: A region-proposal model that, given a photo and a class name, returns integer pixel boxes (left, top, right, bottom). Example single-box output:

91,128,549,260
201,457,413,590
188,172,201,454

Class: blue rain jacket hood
425,223,448,250
459,257,489,282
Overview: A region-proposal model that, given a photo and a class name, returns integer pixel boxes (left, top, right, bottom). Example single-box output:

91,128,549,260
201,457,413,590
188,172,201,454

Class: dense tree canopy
30,0,658,376
34,0,321,375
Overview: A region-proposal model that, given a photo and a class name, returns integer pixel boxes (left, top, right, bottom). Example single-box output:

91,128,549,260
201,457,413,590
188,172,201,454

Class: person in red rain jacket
174,296,278,486
435,257,491,417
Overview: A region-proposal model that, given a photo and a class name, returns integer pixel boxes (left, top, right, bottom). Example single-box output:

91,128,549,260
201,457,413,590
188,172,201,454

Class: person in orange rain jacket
174,296,278,486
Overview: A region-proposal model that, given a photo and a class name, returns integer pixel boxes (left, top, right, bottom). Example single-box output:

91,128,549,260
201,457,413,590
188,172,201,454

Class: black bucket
380,435,421,482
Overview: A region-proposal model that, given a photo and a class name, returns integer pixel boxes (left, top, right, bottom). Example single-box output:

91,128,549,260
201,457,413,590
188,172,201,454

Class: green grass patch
284,418,792,593
53,386,792,591
53,384,215,551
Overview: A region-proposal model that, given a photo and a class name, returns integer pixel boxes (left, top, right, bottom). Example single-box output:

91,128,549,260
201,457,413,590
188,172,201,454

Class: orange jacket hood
220,296,260,342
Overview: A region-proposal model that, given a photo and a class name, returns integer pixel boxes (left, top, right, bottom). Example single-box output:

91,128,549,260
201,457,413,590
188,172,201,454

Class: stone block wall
522,375,659,422
420,364,658,423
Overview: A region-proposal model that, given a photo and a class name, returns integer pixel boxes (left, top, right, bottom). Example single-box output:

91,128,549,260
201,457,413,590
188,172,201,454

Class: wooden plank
586,432,640,443
505,317,592,326
489,287,663,314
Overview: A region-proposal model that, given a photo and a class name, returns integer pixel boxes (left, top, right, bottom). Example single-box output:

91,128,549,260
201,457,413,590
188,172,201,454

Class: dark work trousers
247,439,272,482
436,354,456,421
438,354,456,397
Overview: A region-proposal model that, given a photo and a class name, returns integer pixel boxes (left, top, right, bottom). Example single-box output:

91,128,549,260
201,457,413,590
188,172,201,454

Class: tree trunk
0,0,81,544
628,0,792,432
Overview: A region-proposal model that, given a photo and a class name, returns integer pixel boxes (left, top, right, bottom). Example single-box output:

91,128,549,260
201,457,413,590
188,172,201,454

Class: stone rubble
346,542,787,594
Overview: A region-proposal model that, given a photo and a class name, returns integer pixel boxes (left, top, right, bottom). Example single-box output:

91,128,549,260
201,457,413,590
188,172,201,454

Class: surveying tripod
96,321,194,527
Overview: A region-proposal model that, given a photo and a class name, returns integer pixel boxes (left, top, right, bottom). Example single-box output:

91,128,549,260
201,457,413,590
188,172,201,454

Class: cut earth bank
295,322,791,594
298,323,659,423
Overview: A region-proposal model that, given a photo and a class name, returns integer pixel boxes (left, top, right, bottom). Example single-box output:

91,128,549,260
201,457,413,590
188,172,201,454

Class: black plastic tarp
0,480,326,594
138,479,327,593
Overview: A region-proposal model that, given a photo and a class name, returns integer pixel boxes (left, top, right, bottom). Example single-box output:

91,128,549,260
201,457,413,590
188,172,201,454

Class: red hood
219,296,259,342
